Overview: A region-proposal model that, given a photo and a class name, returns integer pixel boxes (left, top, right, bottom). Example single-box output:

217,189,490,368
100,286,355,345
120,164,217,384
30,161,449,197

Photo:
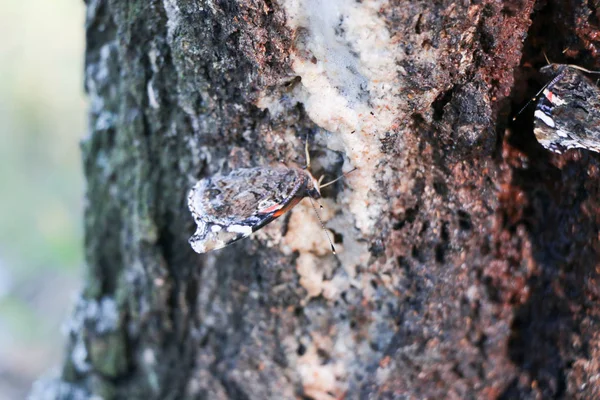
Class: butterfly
187,165,323,254
533,64,600,153
187,137,354,254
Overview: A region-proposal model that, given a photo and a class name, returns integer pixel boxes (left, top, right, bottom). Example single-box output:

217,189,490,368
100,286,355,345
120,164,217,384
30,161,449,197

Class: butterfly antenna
512,81,552,121
565,64,600,74
306,193,336,254
318,174,326,187
319,167,358,189
543,50,551,66
513,51,557,121
542,49,600,74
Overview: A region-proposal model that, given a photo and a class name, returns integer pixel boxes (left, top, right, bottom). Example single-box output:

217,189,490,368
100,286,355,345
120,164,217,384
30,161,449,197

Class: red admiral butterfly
187,142,353,254
533,64,600,153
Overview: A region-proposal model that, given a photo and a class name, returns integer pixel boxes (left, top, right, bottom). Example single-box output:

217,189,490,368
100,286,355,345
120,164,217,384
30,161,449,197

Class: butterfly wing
187,166,310,253
534,65,600,153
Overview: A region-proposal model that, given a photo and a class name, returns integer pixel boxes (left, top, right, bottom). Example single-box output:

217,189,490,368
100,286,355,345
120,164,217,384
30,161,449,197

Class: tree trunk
32,0,600,399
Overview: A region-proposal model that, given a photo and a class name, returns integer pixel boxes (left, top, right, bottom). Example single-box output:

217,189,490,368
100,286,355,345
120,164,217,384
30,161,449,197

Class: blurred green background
0,0,86,398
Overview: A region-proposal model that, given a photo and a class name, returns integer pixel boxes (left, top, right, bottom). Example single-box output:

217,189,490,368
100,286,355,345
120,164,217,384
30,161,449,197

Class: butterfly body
187,166,321,254
534,64,600,153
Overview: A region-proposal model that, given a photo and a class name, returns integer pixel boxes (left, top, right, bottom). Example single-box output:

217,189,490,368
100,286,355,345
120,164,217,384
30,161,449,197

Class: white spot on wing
189,237,207,254
227,224,253,236
534,110,555,128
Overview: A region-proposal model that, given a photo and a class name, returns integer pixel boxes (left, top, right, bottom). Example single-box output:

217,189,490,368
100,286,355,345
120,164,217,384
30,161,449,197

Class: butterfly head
306,173,322,199
539,63,567,77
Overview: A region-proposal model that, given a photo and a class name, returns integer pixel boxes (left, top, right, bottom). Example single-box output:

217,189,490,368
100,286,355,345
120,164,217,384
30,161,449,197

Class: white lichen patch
295,252,326,298
297,335,347,400
162,0,181,44
84,41,119,136
147,82,160,109
61,296,120,374
281,198,338,257
71,336,91,373
266,0,403,234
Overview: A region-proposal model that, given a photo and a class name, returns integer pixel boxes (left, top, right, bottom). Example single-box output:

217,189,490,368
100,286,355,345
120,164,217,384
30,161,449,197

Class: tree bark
32,0,600,399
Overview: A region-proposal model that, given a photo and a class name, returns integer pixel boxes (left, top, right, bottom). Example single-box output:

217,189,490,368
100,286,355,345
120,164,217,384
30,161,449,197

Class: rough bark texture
31,0,600,399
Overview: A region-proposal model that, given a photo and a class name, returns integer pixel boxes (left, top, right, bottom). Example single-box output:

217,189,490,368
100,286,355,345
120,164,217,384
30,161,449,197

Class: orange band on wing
272,197,302,218
260,203,284,214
